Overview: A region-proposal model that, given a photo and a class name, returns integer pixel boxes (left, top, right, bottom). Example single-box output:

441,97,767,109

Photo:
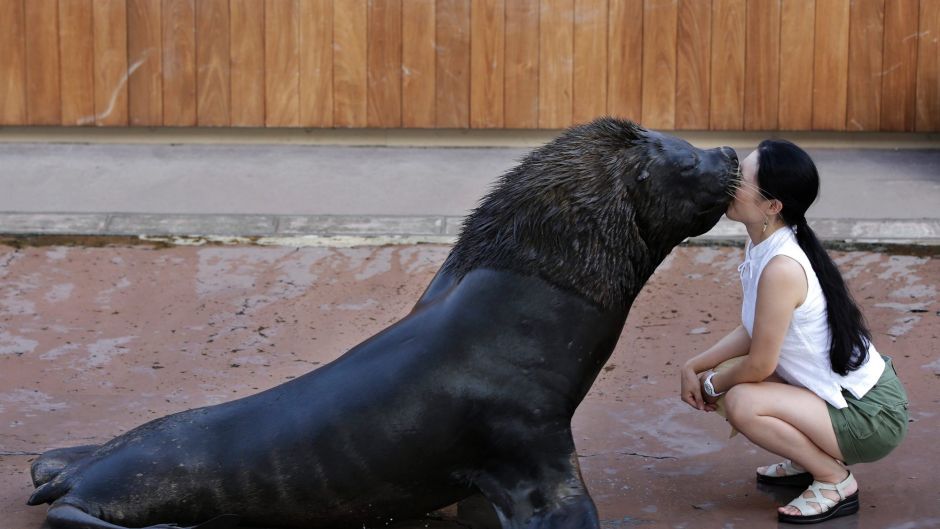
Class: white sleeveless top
739,226,884,409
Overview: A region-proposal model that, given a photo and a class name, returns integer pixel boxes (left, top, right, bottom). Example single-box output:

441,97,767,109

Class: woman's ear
767,199,783,216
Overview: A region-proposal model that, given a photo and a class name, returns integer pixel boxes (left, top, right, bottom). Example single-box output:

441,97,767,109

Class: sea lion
27,117,738,529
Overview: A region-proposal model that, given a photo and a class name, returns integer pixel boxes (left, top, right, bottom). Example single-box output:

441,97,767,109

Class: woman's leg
723,382,856,515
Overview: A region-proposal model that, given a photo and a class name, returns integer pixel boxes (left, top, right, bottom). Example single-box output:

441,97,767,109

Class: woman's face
726,149,769,223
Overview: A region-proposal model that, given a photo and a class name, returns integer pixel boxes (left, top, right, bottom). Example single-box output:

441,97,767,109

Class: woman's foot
756,459,813,487
778,470,859,524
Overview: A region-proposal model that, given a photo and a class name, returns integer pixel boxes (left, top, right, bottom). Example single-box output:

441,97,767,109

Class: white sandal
756,459,812,487
778,471,859,524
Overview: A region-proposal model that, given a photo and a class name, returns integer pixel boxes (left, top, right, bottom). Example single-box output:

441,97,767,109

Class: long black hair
755,139,871,375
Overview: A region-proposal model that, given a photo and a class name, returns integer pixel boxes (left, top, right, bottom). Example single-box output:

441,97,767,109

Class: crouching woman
680,140,909,524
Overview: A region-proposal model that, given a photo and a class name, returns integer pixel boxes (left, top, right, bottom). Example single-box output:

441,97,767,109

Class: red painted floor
1,243,937,529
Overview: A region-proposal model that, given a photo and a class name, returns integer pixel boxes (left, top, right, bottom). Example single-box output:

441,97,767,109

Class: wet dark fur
444,118,729,309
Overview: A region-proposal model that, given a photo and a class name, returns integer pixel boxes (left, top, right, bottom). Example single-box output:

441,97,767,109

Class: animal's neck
439,268,645,412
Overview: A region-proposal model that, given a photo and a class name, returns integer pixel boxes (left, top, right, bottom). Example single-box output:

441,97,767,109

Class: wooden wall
0,0,937,130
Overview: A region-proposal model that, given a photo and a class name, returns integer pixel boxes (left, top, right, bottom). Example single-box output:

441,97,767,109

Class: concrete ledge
0,213,109,234
107,214,278,236
1,212,938,246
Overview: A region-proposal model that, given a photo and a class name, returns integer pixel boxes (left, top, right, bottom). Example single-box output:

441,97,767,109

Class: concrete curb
1,212,938,246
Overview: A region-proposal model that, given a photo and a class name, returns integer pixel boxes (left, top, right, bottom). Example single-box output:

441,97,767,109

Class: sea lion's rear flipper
45,505,241,529
475,440,600,529
30,445,100,487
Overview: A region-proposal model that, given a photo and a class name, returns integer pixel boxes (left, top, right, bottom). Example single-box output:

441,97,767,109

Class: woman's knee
723,383,760,426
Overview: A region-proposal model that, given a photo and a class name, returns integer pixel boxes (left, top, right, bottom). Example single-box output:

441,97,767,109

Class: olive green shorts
827,356,909,465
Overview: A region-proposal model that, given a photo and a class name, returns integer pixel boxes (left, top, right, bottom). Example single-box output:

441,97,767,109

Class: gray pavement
0,142,938,244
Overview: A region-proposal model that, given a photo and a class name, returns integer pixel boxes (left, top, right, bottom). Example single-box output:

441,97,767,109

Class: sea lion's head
444,117,739,309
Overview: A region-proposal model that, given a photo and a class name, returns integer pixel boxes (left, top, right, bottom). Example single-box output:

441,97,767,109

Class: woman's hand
680,364,706,411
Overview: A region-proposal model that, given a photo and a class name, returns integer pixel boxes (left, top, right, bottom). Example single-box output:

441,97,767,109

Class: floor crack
618,451,677,460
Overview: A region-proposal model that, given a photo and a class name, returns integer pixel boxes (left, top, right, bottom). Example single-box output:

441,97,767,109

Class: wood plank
92,0,128,126
58,0,95,126
25,0,61,125
539,0,574,128
641,0,677,129
572,0,607,125
846,0,884,131
196,0,230,126
334,0,367,127
710,0,745,130
436,0,471,128
0,0,27,125
778,0,815,130
675,0,710,129
505,0,539,128
916,0,940,131
162,0,196,126
127,0,163,126
470,0,505,128
299,0,333,127
607,0,643,122
402,0,435,127
880,0,918,131
367,0,403,127
231,0,265,126
812,0,850,130
744,0,780,130
264,0,299,127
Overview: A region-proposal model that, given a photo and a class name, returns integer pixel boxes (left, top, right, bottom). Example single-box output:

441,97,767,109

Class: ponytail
791,218,871,375
756,141,870,376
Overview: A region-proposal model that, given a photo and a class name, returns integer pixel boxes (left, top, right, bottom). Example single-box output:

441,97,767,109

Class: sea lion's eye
637,169,650,182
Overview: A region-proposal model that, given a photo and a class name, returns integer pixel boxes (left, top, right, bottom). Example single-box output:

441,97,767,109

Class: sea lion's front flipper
475,443,600,529
45,505,240,529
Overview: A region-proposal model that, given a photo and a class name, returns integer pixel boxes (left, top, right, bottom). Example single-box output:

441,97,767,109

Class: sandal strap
784,472,856,516
758,459,806,477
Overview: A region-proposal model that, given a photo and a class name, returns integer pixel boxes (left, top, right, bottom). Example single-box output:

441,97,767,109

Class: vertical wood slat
402,0,435,127
195,0,230,126
470,0,505,128
367,0,403,127
231,0,265,127
607,0,643,121
59,0,95,126
880,0,918,131
675,0,710,129
710,0,745,130
916,0,940,131
813,0,850,130
436,0,471,127
572,0,607,125
127,0,163,126
300,0,333,127
778,0,815,130
744,0,780,130
334,0,367,127
641,0,678,129
93,0,128,126
505,0,539,128
846,0,884,131
0,0,27,125
539,0,574,129
25,0,61,125
162,0,196,126
264,0,299,126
